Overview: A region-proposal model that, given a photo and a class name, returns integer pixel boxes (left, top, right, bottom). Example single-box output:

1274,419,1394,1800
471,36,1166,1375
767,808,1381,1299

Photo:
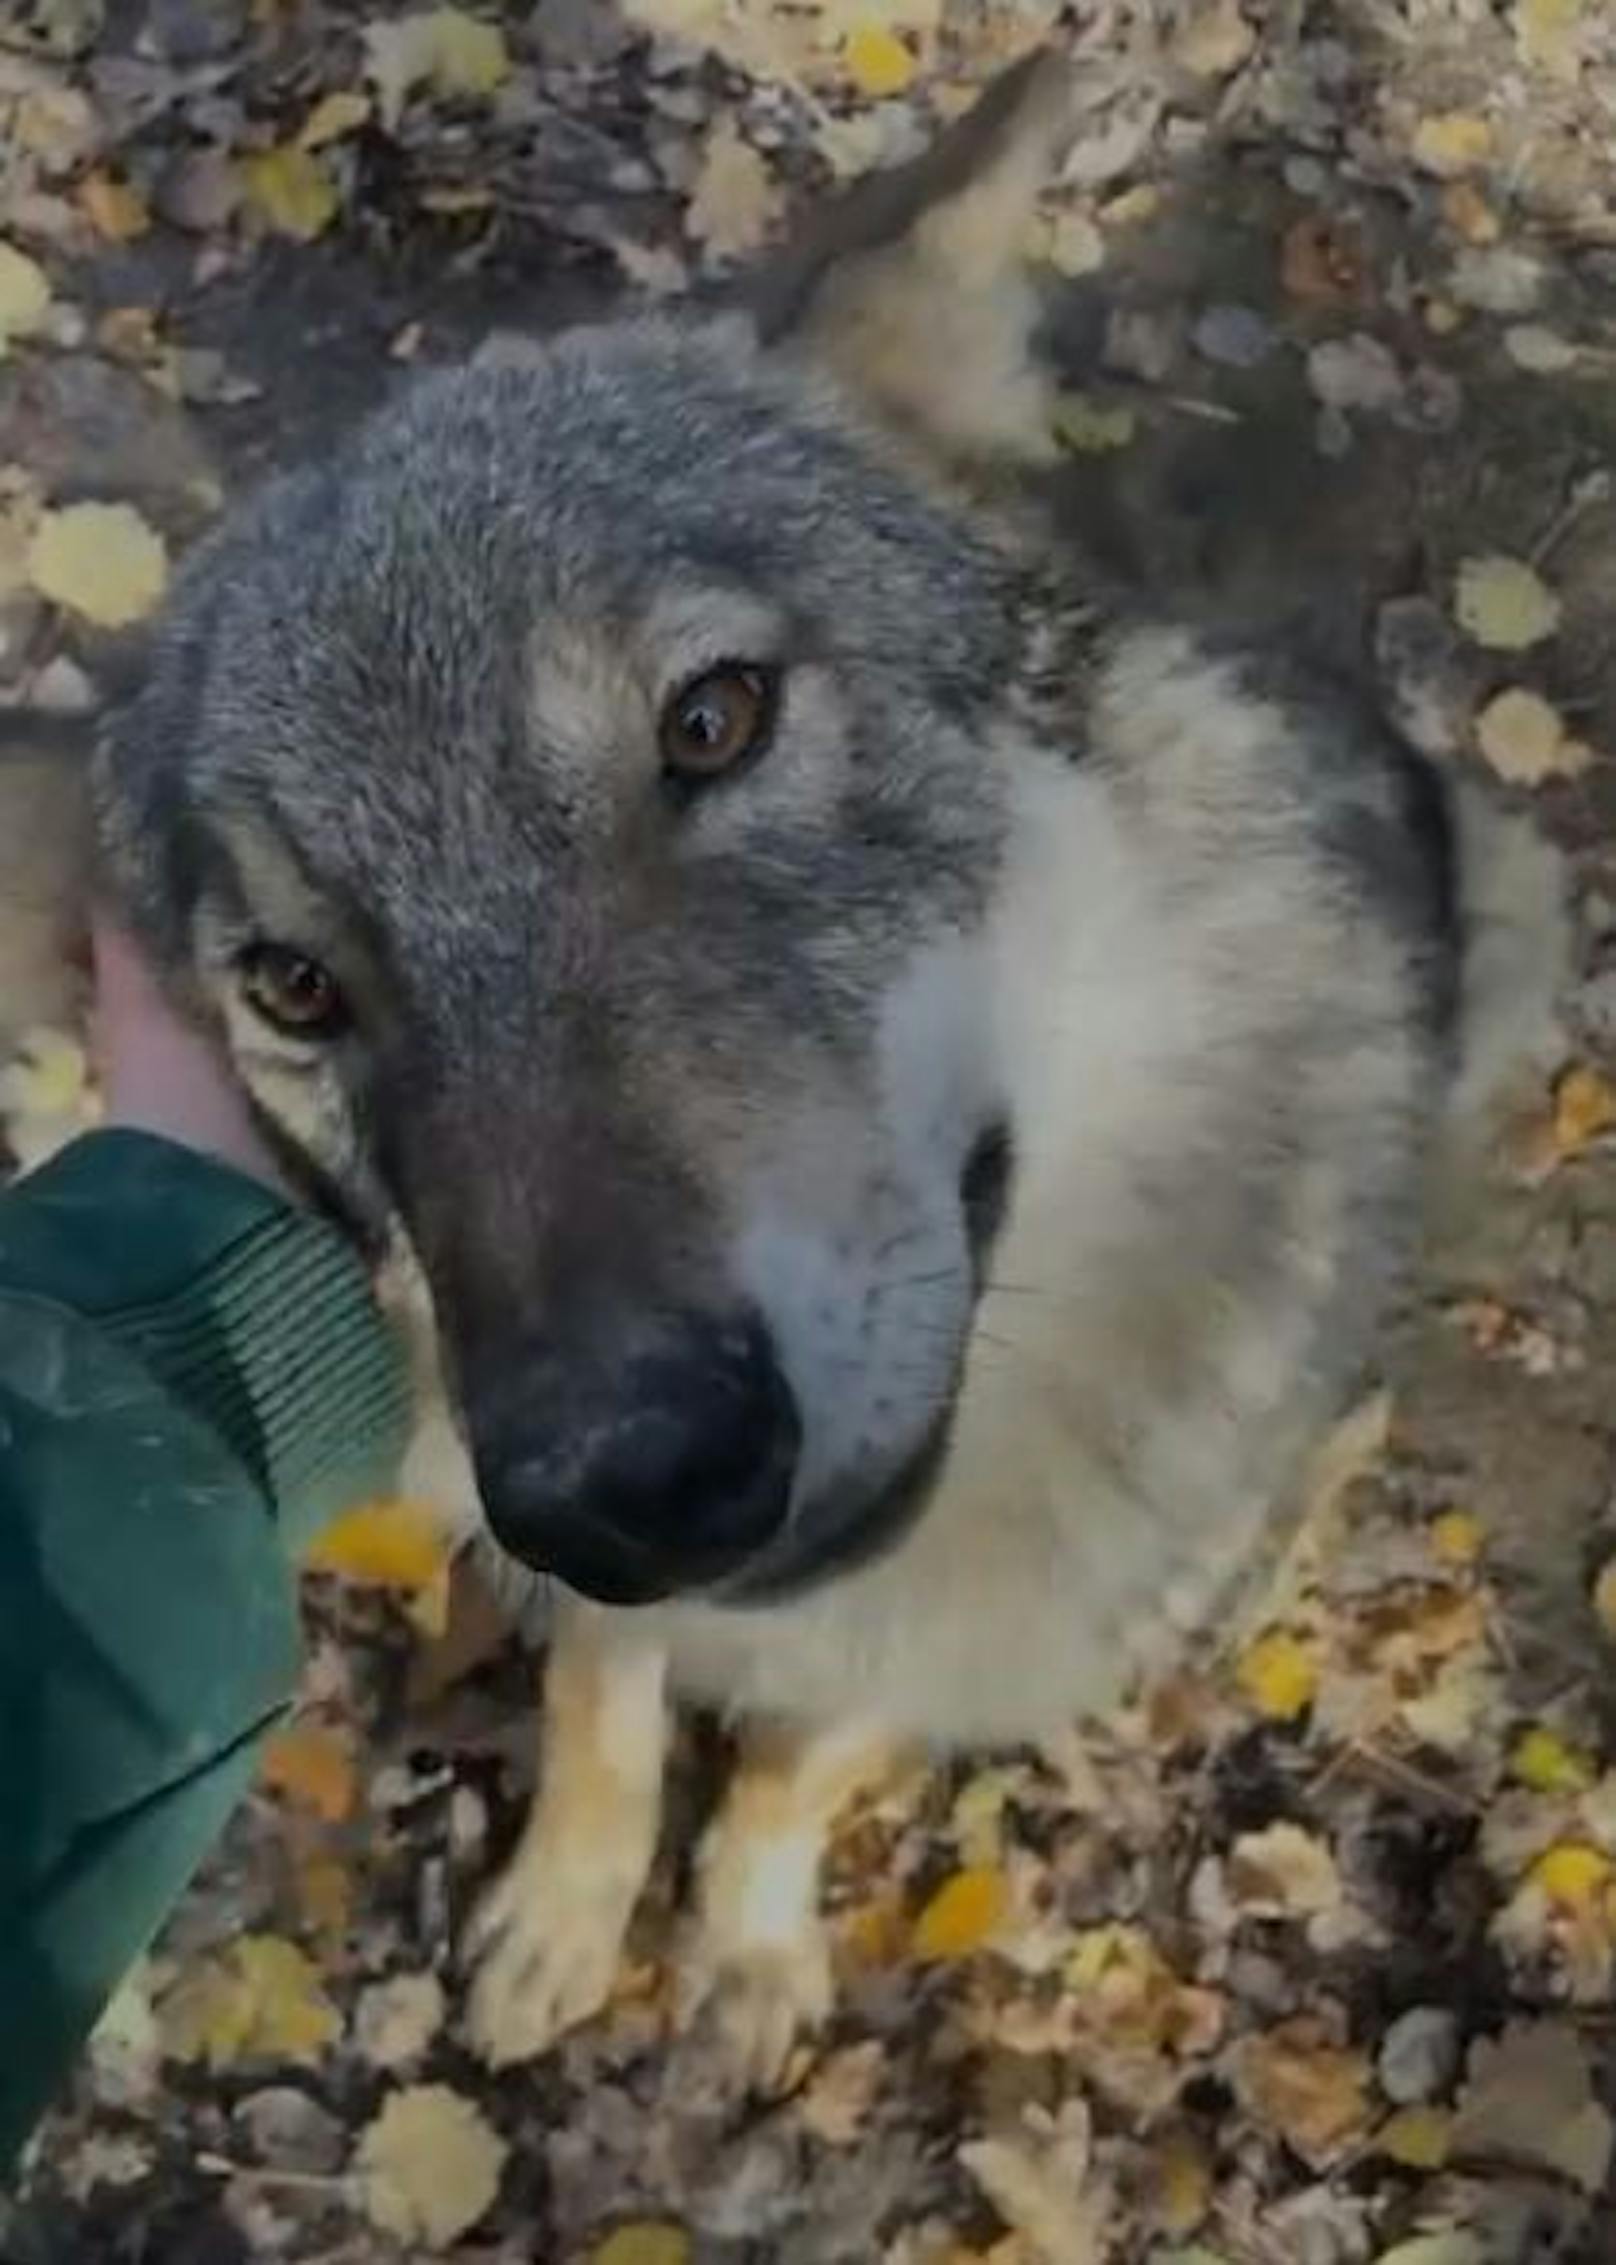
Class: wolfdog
1,52,1562,2082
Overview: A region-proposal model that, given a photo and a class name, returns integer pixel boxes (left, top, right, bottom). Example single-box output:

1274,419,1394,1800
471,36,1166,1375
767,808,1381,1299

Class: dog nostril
471,1309,801,1603
960,1119,1014,1259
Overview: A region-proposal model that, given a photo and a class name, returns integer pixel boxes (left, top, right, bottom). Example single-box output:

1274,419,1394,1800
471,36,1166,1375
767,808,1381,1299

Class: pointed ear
743,49,1080,471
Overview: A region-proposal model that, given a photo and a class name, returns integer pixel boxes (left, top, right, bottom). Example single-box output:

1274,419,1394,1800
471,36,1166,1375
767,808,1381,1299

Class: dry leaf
1234,1630,1317,1721
1473,687,1587,783
357,2083,508,2246
77,171,150,242
1594,1557,1616,1641
1280,216,1368,308
1412,112,1493,179
364,8,511,132
1052,395,1136,454
1227,1823,1343,1921
1145,2130,1213,2236
686,115,782,263
260,1722,357,1822
0,239,51,350
1377,2104,1454,2169
1511,1727,1596,1795
1228,2018,1371,2166
1441,181,1500,244
960,2105,1109,2265
27,502,168,627
159,1936,341,2069
592,2227,692,2265
239,146,341,241
292,1850,353,1943
1504,322,1578,374
842,23,916,97
300,89,373,149
1552,1065,1616,1157
305,1497,450,1589
1454,556,1562,651
1452,2019,1614,2192
797,2040,884,2144
1429,1509,1483,1565
1169,0,1255,78
913,1865,1010,1960
1516,0,1584,79
355,1971,447,2070
1376,2235,1483,2265
1528,1841,1613,1907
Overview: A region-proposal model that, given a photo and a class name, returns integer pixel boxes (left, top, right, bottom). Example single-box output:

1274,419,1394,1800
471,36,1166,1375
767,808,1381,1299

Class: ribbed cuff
0,1130,408,1552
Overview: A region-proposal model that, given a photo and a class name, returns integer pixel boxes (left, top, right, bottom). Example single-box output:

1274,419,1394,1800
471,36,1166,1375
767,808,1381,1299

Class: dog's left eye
659,664,776,782
239,943,349,1040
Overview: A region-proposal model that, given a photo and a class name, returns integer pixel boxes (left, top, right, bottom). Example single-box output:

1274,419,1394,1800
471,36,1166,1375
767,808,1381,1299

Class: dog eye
239,943,348,1039
659,664,776,782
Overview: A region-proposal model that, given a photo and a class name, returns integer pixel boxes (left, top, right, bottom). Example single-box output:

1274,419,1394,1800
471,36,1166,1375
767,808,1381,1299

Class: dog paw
677,1926,834,2094
462,1848,635,2068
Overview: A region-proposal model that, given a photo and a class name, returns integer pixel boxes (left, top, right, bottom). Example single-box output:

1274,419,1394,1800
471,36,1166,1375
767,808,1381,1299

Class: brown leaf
260,1722,357,1823
797,2040,885,2144
1280,215,1370,308
1228,2017,1371,2166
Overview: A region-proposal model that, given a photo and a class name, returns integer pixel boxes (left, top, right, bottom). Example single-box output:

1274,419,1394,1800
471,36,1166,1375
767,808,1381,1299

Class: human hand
92,913,288,1194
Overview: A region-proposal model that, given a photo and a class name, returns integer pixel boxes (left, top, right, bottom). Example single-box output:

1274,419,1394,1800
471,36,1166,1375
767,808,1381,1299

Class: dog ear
742,48,1079,472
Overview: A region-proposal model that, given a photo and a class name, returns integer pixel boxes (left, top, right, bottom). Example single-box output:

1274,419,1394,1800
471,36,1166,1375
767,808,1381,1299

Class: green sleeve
0,1129,409,2169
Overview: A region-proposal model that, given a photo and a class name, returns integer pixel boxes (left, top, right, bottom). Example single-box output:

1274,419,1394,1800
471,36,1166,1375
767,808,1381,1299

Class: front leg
680,1719,895,2092
465,1603,667,2068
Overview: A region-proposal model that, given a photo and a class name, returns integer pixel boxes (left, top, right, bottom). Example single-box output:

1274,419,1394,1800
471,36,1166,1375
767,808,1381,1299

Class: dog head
95,58,1084,1605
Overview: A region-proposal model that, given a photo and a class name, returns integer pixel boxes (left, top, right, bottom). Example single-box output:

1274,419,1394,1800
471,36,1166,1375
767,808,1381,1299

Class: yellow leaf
592,2222,694,2265
1430,1509,1483,1565
1234,1629,1317,1721
304,1497,449,1590
913,1864,1009,1960
299,89,373,149
27,502,168,628
364,9,510,130
1412,111,1493,179
260,1722,358,1822
1378,2104,1454,2169
1100,182,1161,227
292,1850,354,1944
1454,555,1562,652
77,171,151,242
1553,1066,1616,1157
1474,688,1589,786
160,1935,341,2069
1052,394,1137,454
1530,1843,1614,1910
0,240,51,349
842,23,916,97
358,2083,507,2246
1441,180,1501,244
1512,1726,1596,1795
1148,2129,1213,2235
239,145,341,241
1517,0,1583,79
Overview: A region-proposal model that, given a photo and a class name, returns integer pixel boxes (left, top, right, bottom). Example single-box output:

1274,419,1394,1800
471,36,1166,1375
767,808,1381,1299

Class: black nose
467,1309,801,1604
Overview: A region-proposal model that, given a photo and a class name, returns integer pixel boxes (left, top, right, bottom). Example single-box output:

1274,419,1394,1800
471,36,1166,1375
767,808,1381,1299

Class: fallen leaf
239,145,341,241
77,171,150,242
1377,2104,1454,2169
1511,1727,1596,1795
1452,2019,1614,2192
1169,0,1255,78
1551,1064,1616,1159
292,1850,353,1944
1227,1823,1343,1921
1234,1629,1317,1721
260,1722,357,1822
1145,2129,1213,2236
1412,112,1493,179
1454,556,1562,652
960,2105,1109,2265
1052,395,1136,453
1529,1841,1613,1907
305,1497,450,1590
1594,1557,1616,1641
842,23,916,97
299,89,373,150
0,240,51,350
364,8,510,132
914,1865,1010,1960
797,2040,885,2144
1037,207,1105,278
1473,687,1587,781
26,502,167,627
591,2223,692,2265
1516,0,1584,79
1374,2237,1483,2265
355,1971,447,2070
1307,333,1403,416
1063,1924,1224,2061
1441,181,1501,244
1504,322,1578,374
1449,247,1544,314
1280,215,1369,308
1228,2018,1371,2167
1430,1509,1483,1565
159,1936,341,2069
685,114,782,263
1098,184,1160,228
357,2083,508,2246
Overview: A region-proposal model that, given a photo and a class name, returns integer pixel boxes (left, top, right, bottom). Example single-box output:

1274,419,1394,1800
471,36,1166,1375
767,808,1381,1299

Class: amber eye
239,943,348,1039
658,664,776,782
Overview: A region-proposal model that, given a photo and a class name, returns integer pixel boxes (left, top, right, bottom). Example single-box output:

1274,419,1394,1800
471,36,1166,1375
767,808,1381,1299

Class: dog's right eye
239,944,349,1040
